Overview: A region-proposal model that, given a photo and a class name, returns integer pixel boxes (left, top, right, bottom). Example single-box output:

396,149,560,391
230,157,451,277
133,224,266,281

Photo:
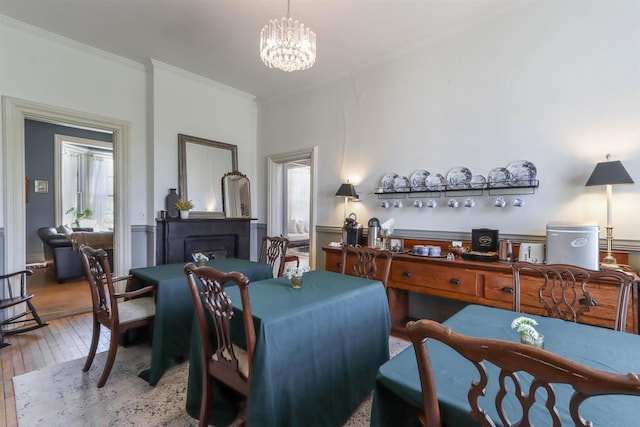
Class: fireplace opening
183,235,237,262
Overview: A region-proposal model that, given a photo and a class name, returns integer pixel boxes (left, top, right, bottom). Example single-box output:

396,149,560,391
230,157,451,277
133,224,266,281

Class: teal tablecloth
130,258,273,386
371,304,640,426
186,270,392,427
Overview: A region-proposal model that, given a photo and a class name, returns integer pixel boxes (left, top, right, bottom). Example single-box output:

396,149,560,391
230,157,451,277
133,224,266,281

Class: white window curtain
87,153,113,230
287,166,310,221
61,149,80,226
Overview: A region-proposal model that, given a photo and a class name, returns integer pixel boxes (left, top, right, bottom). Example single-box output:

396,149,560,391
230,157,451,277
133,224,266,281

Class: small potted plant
511,316,544,348
174,199,194,219
65,207,94,228
285,265,310,288
193,252,209,267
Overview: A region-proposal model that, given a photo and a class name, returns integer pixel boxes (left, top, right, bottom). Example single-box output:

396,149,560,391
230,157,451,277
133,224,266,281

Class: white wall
258,2,640,242
149,61,257,220
0,15,147,226
0,17,259,266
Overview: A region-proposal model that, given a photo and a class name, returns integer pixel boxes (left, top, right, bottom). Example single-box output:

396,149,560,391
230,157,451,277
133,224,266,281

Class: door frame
267,147,318,269
2,96,131,277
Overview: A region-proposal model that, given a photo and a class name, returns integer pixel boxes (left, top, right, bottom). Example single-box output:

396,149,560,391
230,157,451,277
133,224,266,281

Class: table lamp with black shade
585,154,634,269
335,182,358,219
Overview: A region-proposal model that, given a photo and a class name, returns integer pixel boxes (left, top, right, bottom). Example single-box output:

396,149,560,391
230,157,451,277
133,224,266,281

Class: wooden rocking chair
0,269,48,348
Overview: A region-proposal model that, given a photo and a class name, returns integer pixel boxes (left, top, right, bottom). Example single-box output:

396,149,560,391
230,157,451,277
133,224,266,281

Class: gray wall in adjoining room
25,119,113,262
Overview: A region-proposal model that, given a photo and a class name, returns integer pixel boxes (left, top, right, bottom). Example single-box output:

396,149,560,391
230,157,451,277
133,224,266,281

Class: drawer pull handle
501,287,514,294
450,278,462,285
579,297,598,307
403,271,412,277
337,262,343,268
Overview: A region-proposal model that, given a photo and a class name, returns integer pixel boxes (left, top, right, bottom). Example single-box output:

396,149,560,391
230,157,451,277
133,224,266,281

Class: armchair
37,227,86,282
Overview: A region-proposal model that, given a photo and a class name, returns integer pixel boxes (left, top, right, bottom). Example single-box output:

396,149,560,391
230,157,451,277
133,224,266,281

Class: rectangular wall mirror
178,134,237,218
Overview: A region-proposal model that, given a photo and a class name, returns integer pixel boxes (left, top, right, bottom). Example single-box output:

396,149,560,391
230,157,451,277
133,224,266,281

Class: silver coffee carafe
368,217,381,247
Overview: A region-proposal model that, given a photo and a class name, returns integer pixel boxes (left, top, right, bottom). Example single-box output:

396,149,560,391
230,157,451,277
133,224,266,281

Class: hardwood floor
26,264,93,321
2,265,106,427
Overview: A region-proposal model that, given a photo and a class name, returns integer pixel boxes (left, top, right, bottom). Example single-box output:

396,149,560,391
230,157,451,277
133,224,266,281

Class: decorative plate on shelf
447,166,472,189
426,173,446,191
487,167,511,187
380,173,398,192
410,169,430,191
506,160,537,186
393,176,411,192
470,174,487,189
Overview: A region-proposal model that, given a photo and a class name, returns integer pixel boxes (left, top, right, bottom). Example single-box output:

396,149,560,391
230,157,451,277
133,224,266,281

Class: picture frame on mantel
178,134,237,218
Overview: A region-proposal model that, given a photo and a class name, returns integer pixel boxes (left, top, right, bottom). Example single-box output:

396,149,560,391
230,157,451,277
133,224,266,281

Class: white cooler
546,222,600,270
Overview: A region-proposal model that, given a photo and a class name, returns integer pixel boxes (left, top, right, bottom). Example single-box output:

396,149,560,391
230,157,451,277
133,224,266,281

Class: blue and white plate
470,175,486,189
487,167,511,188
447,166,472,189
393,176,411,192
426,173,446,191
410,170,430,191
506,160,537,186
380,173,398,192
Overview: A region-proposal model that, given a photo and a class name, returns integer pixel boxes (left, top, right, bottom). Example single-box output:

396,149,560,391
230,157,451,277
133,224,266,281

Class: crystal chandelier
260,0,316,72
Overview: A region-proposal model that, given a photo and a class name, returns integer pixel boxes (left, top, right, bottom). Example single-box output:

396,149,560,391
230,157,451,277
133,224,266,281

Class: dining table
371,304,640,426
185,269,392,427
129,258,274,386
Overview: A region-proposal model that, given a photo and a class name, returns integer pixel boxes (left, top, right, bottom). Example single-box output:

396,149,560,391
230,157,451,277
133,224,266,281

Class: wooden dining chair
406,318,640,427
0,269,48,348
341,246,393,288
259,236,289,277
184,263,255,427
79,245,156,387
512,262,635,332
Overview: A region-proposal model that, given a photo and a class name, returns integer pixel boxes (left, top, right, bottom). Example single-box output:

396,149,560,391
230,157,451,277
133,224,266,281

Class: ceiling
0,0,521,101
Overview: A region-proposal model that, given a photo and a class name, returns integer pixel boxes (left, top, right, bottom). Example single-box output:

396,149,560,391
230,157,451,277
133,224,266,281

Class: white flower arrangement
193,252,209,262
286,265,310,279
511,316,541,344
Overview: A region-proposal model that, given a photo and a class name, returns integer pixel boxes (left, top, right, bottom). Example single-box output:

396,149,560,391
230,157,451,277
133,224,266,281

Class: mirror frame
178,134,238,218
222,171,252,218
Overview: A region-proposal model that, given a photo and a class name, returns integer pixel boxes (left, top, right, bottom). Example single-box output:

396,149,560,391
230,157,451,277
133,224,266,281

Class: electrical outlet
452,241,462,247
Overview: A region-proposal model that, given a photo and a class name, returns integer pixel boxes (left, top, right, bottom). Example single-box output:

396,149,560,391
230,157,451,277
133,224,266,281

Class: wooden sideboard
323,247,638,335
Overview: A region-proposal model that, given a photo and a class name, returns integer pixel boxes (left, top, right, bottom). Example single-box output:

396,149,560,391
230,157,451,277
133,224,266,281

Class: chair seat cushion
118,297,156,323
212,344,250,378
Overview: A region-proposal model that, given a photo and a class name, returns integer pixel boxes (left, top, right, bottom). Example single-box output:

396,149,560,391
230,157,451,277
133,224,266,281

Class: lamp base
600,262,621,270
600,254,621,270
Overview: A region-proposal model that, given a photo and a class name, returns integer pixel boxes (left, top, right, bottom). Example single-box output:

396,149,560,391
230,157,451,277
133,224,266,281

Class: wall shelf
375,180,539,199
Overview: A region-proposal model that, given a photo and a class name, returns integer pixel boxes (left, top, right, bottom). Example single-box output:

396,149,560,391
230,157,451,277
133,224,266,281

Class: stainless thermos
368,217,381,247
498,239,513,262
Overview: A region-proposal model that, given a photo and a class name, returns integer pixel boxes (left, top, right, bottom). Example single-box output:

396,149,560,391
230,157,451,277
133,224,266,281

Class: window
55,135,114,231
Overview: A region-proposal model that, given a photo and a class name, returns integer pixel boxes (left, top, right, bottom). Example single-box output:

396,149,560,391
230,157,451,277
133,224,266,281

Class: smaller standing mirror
222,171,251,218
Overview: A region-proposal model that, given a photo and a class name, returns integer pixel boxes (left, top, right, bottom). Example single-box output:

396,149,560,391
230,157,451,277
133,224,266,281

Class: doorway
3,96,131,320
267,147,318,269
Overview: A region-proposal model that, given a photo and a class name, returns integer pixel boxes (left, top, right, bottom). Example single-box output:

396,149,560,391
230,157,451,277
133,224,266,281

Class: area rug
14,337,411,427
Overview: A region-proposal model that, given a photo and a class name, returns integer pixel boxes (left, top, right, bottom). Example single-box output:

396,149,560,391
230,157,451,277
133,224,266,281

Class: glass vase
291,275,303,288
520,334,544,349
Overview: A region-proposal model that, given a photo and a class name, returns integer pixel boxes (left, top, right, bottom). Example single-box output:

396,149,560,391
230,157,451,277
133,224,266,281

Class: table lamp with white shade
585,154,634,269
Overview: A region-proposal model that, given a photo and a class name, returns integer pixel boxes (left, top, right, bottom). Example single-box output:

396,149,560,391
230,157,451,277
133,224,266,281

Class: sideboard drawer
483,273,515,304
391,260,478,296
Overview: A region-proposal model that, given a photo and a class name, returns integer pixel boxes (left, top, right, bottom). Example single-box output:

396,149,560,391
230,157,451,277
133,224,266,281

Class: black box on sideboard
471,228,499,253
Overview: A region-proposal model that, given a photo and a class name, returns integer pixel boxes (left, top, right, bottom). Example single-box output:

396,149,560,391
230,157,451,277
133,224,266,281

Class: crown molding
1,14,144,72
148,59,256,101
